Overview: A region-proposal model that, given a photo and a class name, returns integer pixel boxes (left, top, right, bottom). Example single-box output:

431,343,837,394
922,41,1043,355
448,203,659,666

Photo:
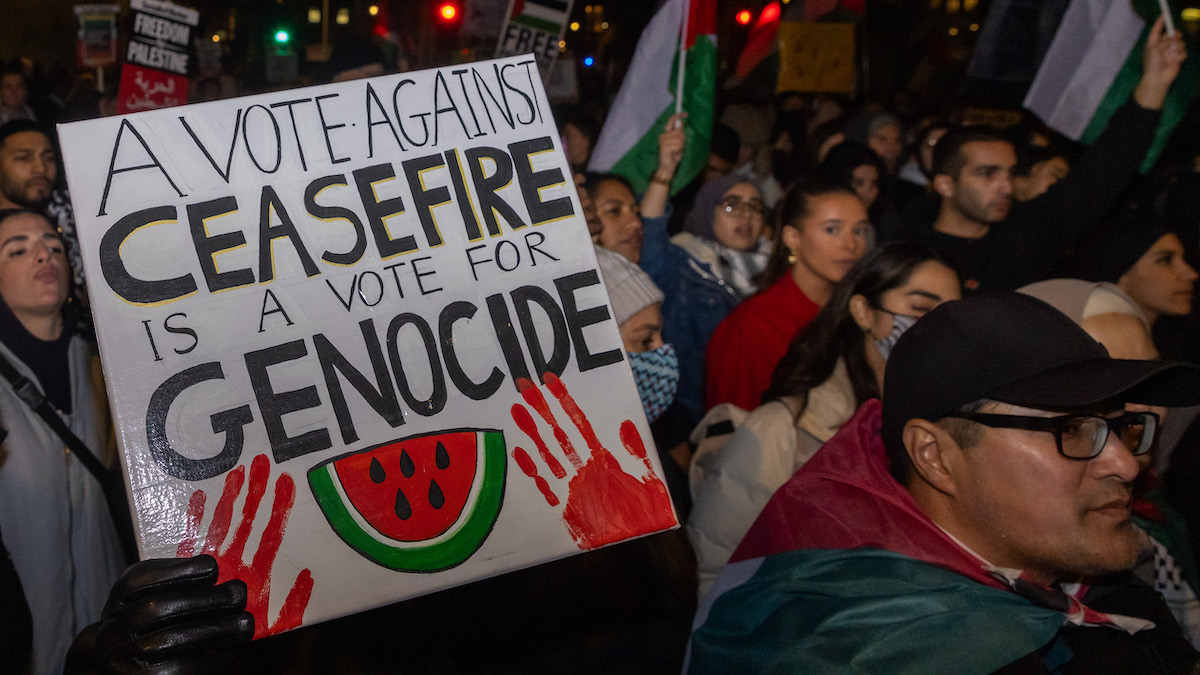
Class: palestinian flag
586,0,716,194
1024,0,1200,172
687,400,1152,673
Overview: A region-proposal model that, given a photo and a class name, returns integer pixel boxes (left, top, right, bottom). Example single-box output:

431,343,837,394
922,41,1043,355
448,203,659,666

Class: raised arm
640,112,687,220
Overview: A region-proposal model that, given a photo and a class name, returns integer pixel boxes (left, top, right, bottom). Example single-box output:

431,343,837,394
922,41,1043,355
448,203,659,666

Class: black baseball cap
881,292,1200,454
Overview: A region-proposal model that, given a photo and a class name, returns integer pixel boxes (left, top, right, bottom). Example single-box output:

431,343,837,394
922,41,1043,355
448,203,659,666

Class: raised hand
176,454,313,638
1135,15,1188,110
510,373,676,550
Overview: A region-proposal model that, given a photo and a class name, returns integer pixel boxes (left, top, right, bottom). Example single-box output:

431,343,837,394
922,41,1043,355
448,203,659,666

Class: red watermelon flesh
333,432,478,541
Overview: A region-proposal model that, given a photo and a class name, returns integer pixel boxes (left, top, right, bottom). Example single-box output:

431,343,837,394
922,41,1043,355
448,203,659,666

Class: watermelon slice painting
308,428,507,572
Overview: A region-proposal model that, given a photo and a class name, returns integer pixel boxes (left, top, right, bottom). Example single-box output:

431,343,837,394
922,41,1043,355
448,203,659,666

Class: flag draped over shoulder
586,0,716,194
686,401,1066,673
1025,0,1200,172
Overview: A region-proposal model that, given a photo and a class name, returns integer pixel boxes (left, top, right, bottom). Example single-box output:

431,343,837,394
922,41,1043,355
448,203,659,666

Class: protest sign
75,4,121,70
57,54,678,638
776,21,856,94
118,0,198,113
496,0,574,77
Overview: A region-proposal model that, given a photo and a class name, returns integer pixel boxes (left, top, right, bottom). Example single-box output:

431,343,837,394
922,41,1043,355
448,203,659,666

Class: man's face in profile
942,402,1142,585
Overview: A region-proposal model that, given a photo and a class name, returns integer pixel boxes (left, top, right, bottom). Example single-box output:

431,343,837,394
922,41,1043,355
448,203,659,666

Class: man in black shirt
913,17,1185,294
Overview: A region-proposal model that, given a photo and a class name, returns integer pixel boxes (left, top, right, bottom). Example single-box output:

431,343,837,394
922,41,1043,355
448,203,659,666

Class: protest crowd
6,1,1200,673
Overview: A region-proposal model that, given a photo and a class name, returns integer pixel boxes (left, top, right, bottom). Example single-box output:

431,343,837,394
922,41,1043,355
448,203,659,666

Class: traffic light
273,29,290,44
735,9,753,25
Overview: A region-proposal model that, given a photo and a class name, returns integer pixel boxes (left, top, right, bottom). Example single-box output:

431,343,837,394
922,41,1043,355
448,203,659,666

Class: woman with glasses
689,242,960,595
704,181,871,413
638,167,772,425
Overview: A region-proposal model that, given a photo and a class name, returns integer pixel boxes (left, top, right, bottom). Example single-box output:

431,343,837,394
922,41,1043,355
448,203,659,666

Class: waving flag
1025,0,1200,172
587,0,716,194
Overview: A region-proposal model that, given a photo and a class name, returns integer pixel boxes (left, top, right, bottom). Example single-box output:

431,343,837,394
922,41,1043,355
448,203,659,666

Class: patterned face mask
874,312,919,360
628,343,679,423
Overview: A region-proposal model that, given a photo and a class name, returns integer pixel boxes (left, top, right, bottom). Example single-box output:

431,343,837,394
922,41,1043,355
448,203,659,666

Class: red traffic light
437,2,459,22
735,9,752,24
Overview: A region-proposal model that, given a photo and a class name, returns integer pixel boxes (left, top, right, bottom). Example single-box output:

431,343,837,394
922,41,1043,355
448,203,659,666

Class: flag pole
1157,0,1176,36
675,0,689,117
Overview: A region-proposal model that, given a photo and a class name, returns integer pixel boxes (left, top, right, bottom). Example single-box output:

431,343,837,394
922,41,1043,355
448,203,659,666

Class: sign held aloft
57,54,678,639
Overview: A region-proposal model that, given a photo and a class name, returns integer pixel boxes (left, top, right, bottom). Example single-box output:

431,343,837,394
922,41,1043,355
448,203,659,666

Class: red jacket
704,274,820,412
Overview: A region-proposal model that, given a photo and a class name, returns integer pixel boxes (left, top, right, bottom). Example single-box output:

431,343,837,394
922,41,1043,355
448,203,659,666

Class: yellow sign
776,22,856,94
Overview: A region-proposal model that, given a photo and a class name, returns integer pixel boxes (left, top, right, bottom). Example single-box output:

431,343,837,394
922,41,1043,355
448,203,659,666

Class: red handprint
510,372,677,550
177,453,314,638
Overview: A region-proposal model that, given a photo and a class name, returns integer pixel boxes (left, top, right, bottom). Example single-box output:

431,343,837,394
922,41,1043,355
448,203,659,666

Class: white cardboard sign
57,54,677,638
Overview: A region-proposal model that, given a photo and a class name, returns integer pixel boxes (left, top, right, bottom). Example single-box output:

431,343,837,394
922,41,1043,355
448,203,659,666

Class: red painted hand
177,454,314,638
510,372,677,550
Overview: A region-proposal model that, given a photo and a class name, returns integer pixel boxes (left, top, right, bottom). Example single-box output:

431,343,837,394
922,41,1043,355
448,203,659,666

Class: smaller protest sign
75,4,121,69
776,21,856,94
496,0,574,77
118,0,198,113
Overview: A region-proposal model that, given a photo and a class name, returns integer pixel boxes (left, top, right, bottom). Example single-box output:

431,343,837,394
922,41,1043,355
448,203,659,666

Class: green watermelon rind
307,429,507,573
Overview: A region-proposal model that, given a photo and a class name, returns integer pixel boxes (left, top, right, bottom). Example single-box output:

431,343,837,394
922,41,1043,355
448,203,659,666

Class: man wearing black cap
689,292,1200,673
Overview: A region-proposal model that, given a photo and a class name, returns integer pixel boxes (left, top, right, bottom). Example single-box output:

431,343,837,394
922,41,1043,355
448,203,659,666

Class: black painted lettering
314,320,404,445
100,205,198,304
304,174,367,266
314,93,350,164
258,288,294,333
241,105,283,173
464,146,524,236
245,340,332,463
259,185,319,282
510,136,573,225
97,119,186,217
146,362,252,481
439,301,504,400
511,285,570,382
555,270,622,372
352,163,416,259
187,196,254,293
164,312,199,354
179,109,242,182
385,313,447,416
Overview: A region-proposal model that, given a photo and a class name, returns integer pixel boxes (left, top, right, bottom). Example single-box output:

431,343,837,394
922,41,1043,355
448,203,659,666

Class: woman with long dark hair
688,242,960,595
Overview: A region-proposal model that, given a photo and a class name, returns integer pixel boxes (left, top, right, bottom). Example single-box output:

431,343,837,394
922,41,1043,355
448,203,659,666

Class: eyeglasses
717,196,765,219
939,410,1159,460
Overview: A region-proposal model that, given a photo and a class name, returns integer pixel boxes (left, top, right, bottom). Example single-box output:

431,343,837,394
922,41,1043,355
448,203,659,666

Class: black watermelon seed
399,449,415,478
395,488,412,520
369,457,386,483
429,479,445,509
436,442,449,470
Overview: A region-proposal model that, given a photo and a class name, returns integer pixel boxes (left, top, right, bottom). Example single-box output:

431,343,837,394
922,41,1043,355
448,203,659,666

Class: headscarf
681,175,770,297
683,174,761,244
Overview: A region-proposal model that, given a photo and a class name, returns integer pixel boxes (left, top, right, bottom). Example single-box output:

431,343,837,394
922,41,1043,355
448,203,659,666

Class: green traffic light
274,29,289,43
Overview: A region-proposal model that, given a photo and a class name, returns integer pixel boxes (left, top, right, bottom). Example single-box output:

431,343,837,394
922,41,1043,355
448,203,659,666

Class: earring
786,250,797,265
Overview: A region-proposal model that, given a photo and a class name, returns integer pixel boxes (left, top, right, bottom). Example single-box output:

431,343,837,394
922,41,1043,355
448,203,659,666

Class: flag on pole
1025,0,1200,172
587,0,716,194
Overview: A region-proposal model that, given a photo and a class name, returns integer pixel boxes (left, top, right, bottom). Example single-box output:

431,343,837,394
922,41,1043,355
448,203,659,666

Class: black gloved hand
65,554,254,674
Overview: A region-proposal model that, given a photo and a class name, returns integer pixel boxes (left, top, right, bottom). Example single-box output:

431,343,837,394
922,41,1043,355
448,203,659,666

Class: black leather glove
65,555,254,674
